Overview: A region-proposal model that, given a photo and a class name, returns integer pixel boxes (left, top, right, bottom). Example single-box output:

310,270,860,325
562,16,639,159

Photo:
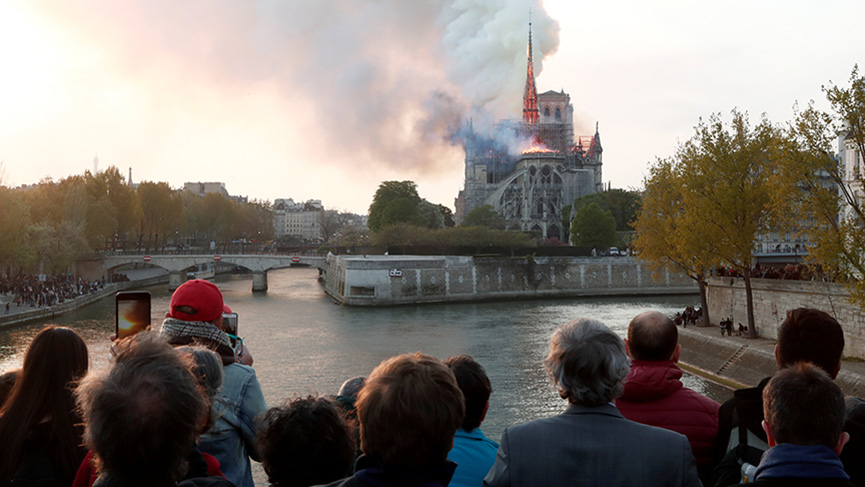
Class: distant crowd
0,273,131,314
716,262,843,282
0,278,861,487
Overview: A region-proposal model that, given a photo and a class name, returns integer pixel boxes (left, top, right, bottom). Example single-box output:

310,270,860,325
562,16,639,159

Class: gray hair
76,332,206,485
543,318,630,406
176,346,224,399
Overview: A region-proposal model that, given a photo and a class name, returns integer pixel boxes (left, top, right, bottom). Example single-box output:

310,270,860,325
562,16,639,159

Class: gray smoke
42,0,559,176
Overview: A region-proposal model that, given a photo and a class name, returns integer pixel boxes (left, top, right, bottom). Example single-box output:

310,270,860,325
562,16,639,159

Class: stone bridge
96,254,325,292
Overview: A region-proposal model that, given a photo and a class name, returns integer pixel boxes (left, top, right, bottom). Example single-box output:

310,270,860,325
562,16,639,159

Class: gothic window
544,107,551,119
555,107,561,121
554,174,563,184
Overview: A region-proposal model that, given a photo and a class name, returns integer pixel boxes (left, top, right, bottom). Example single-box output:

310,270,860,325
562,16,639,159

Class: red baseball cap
169,279,224,322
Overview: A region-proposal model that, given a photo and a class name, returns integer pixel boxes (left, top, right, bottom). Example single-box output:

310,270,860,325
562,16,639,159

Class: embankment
0,273,168,329
677,325,865,397
322,254,697,306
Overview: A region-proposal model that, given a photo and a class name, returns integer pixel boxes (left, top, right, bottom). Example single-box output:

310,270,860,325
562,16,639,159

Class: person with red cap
160,279,267,487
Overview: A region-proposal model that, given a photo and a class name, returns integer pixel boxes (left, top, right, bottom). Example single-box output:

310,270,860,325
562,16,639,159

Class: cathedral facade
454,26,603,241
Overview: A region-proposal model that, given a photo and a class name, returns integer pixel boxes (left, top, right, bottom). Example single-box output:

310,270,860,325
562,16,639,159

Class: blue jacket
448,428,499,487
755,444,849,480
199,363,267,487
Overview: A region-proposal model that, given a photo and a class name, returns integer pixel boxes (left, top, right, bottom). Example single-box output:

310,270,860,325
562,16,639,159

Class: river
0,267,731,480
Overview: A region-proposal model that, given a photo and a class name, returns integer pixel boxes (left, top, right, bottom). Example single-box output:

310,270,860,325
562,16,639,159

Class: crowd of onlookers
0,274,110,311
0,278,862,487
715,262,845,282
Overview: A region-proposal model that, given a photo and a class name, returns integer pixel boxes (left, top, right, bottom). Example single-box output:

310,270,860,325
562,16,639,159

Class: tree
0,187,35,274
677,110,794,337
783,65,865,305
570,203,616,249
367,181,422,232
137,182,185,251
570,189,642,231
417,200,446,229
633,159,720,325
461,204,505,229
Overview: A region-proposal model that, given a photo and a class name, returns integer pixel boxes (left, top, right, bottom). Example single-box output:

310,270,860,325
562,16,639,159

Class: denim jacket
199,363,267,487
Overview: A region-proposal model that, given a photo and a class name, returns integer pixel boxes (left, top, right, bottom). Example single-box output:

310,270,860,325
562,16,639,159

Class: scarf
160,318,236,365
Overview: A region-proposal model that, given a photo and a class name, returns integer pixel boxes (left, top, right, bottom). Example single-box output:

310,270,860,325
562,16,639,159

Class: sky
1,0,863,214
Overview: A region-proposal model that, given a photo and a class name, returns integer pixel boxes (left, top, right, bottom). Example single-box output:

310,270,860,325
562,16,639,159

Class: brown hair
0,326,89,486
763,362,845,448
77,332,206,486
445,355,492,431
357,353,464,467
257,396,355,487
777,308,844,378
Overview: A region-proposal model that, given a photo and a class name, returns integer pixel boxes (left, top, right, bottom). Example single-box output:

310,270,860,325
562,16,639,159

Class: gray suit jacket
484,403,702,487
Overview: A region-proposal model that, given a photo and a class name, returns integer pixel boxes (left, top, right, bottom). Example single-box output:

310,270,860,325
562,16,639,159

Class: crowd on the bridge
1,278,863,487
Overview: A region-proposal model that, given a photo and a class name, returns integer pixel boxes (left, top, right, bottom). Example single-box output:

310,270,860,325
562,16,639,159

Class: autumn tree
137,181,185,251
783,65,865,305
678,110,793,337
633,159,720,325
570,203,617,249
0,187,35,274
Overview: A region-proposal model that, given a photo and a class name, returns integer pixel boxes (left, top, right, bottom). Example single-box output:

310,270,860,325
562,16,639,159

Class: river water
0,267,731,450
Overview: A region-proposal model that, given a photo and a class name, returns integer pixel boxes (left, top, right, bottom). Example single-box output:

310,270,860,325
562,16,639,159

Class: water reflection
0,267,732,443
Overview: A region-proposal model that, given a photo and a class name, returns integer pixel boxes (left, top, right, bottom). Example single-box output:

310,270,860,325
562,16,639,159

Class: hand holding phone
116,291,151,339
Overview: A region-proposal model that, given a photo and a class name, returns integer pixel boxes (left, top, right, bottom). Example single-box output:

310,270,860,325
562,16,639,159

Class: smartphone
115,291,151,339
222,312,238,347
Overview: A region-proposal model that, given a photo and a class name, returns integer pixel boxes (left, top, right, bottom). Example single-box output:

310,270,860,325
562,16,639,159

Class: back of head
0,326,89,485
627,311,678,361
444,355,492,431
256,396,355,487
763,362,845,448
77,332,206,487
777,308,844,378
357,352,464,468
544,318,630,406
176,345,224,434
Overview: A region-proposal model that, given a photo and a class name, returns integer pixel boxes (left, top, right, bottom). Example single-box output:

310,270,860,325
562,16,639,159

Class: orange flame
522,144,556,154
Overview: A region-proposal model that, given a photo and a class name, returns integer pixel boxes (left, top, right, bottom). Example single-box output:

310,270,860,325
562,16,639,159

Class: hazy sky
1,0,863,214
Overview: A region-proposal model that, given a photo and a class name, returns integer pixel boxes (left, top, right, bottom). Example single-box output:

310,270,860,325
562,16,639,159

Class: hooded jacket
616,360,720,478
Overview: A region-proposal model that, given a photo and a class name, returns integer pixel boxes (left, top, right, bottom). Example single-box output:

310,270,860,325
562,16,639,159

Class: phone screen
116,291,151,339
222,312,238,347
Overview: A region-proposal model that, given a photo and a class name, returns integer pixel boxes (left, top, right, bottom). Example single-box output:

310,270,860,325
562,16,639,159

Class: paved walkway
680,321,865,385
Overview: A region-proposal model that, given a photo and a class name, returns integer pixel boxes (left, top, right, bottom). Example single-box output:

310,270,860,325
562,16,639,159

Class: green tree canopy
569,189,642,232
368,181,422,232
570,203,616,249
461,204,505,229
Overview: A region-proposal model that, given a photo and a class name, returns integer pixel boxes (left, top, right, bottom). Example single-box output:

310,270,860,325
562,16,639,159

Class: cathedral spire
522,19,539,125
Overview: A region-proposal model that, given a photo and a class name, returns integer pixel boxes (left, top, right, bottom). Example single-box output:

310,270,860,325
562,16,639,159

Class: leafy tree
367,181,422,232
633,159,720,325
234,199,274,241
570,203,616,249
0,187,35,274
676,110,794,337
137,181,185,251
570,189,642,231
417,200,446,229
438,204,455,228
783,65,865,305
461,204,505,229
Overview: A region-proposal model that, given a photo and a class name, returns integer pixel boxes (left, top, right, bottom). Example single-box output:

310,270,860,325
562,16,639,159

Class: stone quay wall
707,276,865,359
322,255,697,306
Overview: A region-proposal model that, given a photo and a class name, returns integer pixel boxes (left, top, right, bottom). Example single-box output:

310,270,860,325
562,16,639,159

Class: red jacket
615,360,720,479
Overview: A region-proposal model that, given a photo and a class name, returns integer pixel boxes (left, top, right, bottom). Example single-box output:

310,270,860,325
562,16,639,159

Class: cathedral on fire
454,24,603,241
